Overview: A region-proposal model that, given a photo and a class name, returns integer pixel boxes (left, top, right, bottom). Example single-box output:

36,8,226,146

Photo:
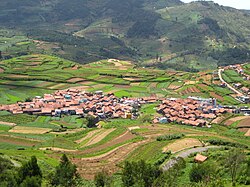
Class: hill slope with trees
0,0,250,71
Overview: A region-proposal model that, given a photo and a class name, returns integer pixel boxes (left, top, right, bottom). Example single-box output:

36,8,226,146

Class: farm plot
67,78,86,83
72,139,149,179
168,81,183,90
237,118,250,128
180,86,200,95
210,92,224,101
78,130,136,155
84,128,116,147
0,134,41,147
162,138,203,153
224,116,250,126
9,126,52,134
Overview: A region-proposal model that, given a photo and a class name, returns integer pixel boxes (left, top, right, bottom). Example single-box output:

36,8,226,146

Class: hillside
0,0,250,71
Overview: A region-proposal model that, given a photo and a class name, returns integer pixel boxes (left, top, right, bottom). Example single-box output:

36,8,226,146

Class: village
0,87,238,128
153,96,232,127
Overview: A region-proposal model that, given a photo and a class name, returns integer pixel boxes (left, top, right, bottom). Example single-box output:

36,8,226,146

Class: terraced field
0,54,249,182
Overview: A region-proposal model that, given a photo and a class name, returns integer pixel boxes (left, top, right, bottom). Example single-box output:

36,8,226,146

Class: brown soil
9,126,52,134
180,86,200,95
114,85,131,89
224,116,250,126
84,128,116,147
237,118,250,128
0,135,39,146
244,129,250,136
210,92,224,101
6,74,30,78
75,129,103,144
168,84,181,90
79,131,135,155
0,68,4,73
163,138,203,153
72,139,150,179
67,78,86,83
0,121,16,126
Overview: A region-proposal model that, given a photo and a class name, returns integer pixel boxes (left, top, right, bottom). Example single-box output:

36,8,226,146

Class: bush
156,134,185,141
207,139,248,149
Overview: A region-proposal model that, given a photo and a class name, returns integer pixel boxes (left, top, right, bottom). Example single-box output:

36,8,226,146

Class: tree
153,157,186,187
0,156,14,174
189,162,215,183
122,160,161,187
226,149,246,186
20,176,42,187
86,115,98,128
50,154,78,187
18,156,42,186
94,171,112,187
0,170,18,187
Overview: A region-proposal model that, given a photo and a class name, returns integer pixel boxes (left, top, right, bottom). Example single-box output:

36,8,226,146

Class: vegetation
156,134,185,141
0,1,250,70
50,154,79,187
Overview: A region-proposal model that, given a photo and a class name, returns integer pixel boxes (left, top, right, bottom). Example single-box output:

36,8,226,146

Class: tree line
0,148,249,187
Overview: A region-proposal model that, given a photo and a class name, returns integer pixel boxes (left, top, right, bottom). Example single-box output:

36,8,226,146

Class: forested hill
1,0,250,71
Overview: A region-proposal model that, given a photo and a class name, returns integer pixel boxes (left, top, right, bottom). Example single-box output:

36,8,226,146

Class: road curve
162,146,220,171
218,69,242,96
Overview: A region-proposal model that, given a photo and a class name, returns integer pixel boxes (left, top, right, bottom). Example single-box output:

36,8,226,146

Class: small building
159,117,168,124
194,154,208,163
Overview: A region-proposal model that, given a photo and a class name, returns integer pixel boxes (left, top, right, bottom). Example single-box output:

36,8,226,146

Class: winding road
218,69,242,96
162,146,220,171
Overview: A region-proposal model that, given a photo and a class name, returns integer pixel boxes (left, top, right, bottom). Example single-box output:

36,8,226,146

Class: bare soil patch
168,84,181,90
9,126,52,134
0,68,4,73
162,138,203,153
224,116,250,126
210,92,224,101
237,118,250,128
6,74,30,78
0,121,16,127
244,129,250,136
39,147,77,152
180,86,200,95
184,81,198,85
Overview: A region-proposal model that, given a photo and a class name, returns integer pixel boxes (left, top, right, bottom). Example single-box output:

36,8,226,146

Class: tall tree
50,154,78,187
94,171,112,187
122,160,161,187
18,156,42,186
226,148,246,187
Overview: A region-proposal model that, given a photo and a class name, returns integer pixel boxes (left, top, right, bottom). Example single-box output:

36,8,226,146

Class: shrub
207,139,248,149
156,134,185,141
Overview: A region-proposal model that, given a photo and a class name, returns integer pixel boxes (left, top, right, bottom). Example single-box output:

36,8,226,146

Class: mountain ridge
0,0,249,71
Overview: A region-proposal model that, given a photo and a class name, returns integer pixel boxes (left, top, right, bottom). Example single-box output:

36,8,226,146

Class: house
194,154,208,163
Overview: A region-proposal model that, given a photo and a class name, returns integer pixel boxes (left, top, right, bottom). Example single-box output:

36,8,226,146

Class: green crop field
0,54,249,186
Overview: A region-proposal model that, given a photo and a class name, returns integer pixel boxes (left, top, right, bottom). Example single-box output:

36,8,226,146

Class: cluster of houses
0,89,155,120
153,97,231,127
